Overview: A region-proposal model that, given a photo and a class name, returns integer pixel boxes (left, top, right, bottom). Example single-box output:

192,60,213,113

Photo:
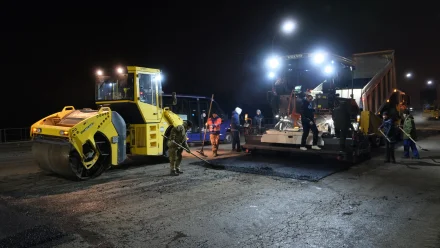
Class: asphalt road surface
1,116,440,247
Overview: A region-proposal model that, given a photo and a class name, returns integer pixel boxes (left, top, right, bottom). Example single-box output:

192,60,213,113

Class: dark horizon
2,1,439,129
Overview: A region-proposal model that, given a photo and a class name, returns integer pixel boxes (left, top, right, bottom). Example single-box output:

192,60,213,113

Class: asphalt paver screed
190,153,352,181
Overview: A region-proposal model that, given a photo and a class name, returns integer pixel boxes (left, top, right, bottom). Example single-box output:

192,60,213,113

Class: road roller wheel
68,152,86,180
68,151,108,180
32,138,110,181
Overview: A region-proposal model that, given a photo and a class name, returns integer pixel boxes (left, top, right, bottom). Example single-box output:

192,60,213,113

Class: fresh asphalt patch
190,153,351,182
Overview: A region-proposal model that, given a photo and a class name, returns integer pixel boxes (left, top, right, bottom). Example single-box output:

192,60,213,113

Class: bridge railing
0,128,31,143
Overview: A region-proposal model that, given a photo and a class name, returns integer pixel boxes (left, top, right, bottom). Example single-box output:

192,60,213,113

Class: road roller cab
30,66,183,180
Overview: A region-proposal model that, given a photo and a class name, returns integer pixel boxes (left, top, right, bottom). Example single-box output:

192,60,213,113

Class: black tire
223,132,232,144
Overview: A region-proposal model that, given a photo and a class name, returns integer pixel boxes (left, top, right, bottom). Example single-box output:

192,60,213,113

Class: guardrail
0,128,31,143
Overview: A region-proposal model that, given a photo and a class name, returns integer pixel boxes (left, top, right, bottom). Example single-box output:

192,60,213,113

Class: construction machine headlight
33,128,42,133
59,130,69,136
323,65,334,75
266,57,280,69
312,52,327,64
154,74,162,81
356,115,360,122
268,72,275,79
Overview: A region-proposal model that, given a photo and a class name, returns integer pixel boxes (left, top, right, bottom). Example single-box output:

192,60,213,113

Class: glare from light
282,20,295,33
428,80,432,85
267,57,280,69
268,72,275,79
155,74,163,81
116,67,124,74
312,52,326,64
406,73,412,78
96,70,103,76
324,65,334,74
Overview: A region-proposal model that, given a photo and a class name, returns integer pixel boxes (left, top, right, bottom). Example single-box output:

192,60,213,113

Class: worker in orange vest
207,112,222,157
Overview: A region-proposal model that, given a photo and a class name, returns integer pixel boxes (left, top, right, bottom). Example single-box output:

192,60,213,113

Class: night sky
2,1,439,129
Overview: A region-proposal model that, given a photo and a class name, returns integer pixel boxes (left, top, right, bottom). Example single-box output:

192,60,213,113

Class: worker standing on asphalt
401,109,420,159
253,109,264,134
168,121,192,176
332,100,352,151
300,93,321,150
231,107,242,152
378,112,396,163
207,112,222,157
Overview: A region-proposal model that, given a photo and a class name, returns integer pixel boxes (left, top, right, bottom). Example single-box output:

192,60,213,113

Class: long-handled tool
398,127,429,151
378,129,391,143
163,134,211,164
163,134,224,169
197,94,214,157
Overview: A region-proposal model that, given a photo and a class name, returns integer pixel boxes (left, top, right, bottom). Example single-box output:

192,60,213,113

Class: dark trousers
232,130,240,151
301,119,318,146
337,128,348,149
403,139,419,158
386,141,396,162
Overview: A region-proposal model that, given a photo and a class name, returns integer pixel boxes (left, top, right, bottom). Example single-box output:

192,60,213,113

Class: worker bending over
378,112,396,163
401,109,420,159
168,121,192,176
300,93,321,150
207,112,222,157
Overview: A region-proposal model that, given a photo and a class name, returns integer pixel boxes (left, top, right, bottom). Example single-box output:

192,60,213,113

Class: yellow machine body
30,66,183,180
422,105,439,119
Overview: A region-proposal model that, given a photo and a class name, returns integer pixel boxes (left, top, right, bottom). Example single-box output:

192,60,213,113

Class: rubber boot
213,151,218,157
170,170,179,176
176,168,183,174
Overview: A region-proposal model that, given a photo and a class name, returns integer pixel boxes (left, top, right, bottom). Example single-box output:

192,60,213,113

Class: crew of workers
377,109,420,163
167,95,420,176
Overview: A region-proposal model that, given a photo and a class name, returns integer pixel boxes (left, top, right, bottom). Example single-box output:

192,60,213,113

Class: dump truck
420,88,439,120
244,50,408,162
30,66,183,180
422,104,440,120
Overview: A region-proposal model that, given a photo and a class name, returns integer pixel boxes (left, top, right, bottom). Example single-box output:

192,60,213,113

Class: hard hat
235,107,242,115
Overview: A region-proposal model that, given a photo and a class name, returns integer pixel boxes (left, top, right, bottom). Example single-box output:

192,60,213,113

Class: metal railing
0,128,31,143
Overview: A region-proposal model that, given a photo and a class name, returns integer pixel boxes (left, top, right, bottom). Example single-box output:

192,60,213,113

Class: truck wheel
223,133,232,144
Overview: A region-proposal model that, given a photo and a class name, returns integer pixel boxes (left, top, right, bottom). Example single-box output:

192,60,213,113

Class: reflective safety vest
207,117,222,134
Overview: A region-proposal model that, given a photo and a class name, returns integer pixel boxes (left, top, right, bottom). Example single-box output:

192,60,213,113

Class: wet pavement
0,117,440,247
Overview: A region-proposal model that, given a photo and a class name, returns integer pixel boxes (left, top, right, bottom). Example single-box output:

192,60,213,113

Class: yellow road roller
30,66,183,180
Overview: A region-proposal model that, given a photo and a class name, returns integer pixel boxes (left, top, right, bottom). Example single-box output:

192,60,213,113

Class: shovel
378,129,391,143
162,134,224,169
197,94,214,157
398,127,429,151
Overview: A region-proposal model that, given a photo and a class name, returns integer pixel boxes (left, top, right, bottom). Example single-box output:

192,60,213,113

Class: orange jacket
207,116,222,133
